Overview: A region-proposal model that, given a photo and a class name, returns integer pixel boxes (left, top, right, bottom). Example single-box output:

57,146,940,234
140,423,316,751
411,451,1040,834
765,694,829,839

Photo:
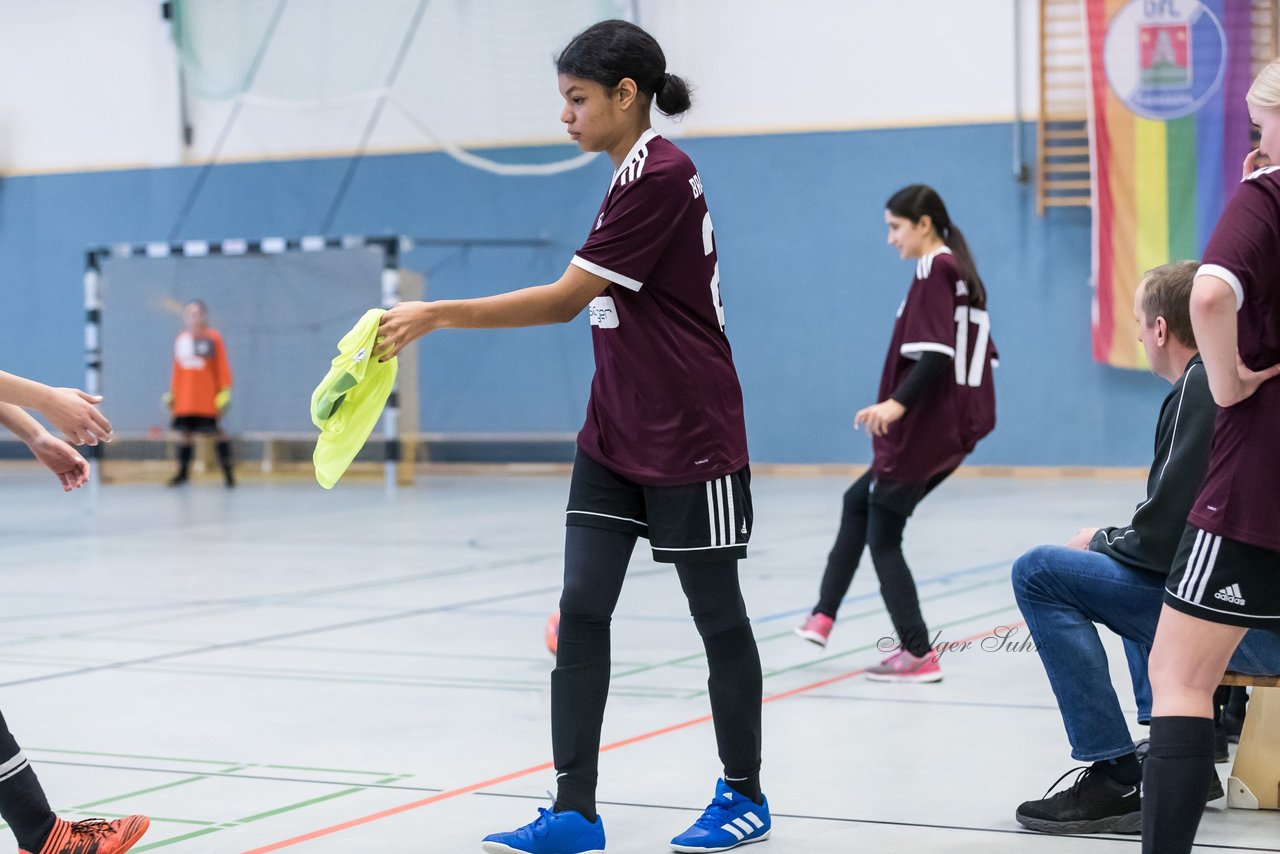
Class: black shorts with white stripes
1165,523,1280,628
566,451,751,563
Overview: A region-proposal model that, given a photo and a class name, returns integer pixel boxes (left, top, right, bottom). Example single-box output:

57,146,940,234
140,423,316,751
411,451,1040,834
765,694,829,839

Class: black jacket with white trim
1089,355,1215,576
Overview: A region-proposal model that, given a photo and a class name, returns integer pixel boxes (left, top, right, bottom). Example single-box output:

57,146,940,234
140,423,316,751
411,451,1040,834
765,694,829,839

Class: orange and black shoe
21,816,150,854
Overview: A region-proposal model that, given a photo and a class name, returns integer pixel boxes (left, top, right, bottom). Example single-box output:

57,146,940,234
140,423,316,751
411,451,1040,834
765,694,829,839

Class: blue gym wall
0,121,1169,467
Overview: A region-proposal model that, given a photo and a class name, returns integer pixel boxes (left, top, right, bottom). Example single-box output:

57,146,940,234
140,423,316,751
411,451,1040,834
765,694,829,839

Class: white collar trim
611,128,660,188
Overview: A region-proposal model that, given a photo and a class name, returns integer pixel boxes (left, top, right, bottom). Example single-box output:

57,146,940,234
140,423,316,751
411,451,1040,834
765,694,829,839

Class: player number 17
953,306,990,387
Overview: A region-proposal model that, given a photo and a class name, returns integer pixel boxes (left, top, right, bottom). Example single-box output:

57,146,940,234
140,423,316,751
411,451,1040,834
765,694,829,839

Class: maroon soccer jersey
570,130,748,486
871,248,997,483
1188,166,1280,552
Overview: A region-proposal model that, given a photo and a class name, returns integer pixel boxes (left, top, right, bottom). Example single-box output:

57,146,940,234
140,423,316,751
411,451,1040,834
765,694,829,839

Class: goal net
87,237,417,482
172,0,635,177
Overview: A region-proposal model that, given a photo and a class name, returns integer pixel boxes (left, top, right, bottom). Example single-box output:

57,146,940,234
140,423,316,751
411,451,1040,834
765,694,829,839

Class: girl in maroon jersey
376,19,769,854
795,185,997,684
1140,59,1280,853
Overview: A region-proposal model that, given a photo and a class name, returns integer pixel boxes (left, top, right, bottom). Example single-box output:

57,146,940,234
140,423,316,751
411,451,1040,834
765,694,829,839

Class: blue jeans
1012,545,1280,762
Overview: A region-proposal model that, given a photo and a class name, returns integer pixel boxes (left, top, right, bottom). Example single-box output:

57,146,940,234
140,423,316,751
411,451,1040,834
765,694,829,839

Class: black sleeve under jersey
889,351,950,409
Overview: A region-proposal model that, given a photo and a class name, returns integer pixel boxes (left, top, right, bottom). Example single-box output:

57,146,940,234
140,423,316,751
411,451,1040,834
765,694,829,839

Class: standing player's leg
213,427,234,488
0,710,55,853
678,559,762,798
0,709,148,854
1142,606,1244,853
669,558,769,852
796,472,872,647
551,526,635,820
863,500,940,683
483,524,633,854
169,429,194,486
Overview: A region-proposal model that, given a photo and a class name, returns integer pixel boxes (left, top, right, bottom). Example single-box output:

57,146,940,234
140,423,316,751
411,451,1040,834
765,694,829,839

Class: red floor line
242,621,1022,853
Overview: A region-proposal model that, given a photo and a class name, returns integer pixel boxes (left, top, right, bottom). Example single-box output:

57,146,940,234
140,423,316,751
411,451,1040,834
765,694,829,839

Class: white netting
173,0,633,175
98,248,385,435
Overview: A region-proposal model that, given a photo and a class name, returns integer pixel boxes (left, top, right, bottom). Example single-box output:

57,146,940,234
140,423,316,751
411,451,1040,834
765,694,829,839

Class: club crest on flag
1103,0,1226,120
1140,23,1190,88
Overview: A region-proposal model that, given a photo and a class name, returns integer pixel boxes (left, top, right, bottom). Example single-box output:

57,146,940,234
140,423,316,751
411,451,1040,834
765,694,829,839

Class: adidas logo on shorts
1214,583,1246,607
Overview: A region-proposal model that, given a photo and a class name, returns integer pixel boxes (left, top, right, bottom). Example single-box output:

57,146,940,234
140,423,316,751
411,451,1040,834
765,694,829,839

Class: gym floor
0,468,1274,852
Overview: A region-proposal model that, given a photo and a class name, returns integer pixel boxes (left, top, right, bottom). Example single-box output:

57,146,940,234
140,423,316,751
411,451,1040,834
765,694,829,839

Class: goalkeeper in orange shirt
165,300,234,487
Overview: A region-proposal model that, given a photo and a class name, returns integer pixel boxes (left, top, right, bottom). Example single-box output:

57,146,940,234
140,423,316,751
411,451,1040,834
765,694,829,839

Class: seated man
1011,260,1280,835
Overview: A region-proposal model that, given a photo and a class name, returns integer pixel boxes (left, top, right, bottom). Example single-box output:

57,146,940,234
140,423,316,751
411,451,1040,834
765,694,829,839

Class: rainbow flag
1086,0,1254,368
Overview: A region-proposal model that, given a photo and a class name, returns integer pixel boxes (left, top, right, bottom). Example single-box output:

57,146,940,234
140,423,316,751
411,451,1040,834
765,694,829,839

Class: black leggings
815,471,933,657
0,709,53,851
552,525,762,819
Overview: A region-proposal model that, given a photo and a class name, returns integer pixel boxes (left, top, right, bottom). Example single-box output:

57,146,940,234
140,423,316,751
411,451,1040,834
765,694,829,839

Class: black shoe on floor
1223,686,1248,743
1207,769,1225,803
1213,721,1230,763
167,474,188,487
1015,766,1141,834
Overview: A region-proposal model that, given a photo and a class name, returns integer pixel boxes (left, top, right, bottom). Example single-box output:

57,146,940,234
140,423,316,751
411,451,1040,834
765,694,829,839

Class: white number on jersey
952,306,991,387
702,210,725,330
174,335,206,370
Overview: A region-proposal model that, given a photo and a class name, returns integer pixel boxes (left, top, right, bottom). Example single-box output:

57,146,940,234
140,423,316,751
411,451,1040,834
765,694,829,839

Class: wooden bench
1221,672,1280,809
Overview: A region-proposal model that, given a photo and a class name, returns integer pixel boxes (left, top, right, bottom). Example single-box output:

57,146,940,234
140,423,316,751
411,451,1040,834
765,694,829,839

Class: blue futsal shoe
481,806,605,854
670,779,771,852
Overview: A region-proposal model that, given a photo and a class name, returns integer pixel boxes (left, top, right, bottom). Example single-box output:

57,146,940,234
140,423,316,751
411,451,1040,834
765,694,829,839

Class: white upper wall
0,0,1040,174
0,0,182,172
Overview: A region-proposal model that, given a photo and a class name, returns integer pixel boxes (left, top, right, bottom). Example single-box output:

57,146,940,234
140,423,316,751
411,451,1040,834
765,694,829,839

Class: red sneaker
23,816,150,854
794,612,834,648
865,648,943,683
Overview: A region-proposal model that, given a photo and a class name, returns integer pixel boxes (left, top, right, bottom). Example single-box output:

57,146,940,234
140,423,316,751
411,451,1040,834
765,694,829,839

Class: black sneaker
1223,686,1247,744
1213,721,1230,763
1206,768,1225,802
1223,708,1244,743
1015,766,1141,834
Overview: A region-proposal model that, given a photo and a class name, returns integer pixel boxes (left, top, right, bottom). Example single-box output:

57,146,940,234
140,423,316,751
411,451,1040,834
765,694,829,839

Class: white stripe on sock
0,751,29,783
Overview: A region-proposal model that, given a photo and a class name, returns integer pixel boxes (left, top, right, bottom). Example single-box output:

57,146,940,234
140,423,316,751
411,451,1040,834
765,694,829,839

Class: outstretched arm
374,263,611,360
0,370,112,446
0,403,90,491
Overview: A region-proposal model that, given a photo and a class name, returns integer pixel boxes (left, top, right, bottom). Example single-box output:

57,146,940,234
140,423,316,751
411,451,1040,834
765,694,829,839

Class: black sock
704,624,763,805
1093,751,1141,786
724,773,762,805
0,712,55,852
215,439,234,483
551,612,611,823
1141,716,1214,854
174,444,193,479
